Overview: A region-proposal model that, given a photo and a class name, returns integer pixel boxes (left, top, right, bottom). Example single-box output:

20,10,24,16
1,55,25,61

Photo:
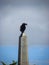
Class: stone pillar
18,33,29,65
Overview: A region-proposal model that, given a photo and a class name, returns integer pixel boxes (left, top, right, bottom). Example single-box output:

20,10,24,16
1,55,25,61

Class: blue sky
0,45,49,65
0,0,49,65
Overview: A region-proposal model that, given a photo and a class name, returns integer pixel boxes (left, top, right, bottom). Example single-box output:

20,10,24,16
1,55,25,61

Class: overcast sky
0,0,49,46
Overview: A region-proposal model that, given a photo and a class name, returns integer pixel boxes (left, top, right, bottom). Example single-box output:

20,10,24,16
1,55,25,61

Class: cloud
0,1,49,46
0,0,49,8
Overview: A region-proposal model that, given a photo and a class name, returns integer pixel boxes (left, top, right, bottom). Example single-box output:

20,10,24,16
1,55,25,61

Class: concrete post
18,33,29,65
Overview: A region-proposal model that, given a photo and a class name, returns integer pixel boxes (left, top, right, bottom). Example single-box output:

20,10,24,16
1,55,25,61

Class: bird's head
22,23,27,26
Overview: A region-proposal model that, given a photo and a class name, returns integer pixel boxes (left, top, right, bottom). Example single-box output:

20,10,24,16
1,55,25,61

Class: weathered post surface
18,33,29,65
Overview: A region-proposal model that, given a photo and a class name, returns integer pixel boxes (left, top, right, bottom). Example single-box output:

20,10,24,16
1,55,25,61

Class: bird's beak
25,24,27,25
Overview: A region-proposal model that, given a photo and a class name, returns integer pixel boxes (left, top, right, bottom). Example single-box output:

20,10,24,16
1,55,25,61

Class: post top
22,33,27,37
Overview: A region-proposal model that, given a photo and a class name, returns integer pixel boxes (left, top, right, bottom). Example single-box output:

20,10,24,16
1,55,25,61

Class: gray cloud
0,0,49,46
0,0,49,8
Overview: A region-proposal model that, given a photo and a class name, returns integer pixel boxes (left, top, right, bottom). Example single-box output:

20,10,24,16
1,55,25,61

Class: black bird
20,23,27,37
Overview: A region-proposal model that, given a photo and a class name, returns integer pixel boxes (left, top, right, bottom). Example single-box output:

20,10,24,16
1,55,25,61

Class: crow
20,23,27,37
